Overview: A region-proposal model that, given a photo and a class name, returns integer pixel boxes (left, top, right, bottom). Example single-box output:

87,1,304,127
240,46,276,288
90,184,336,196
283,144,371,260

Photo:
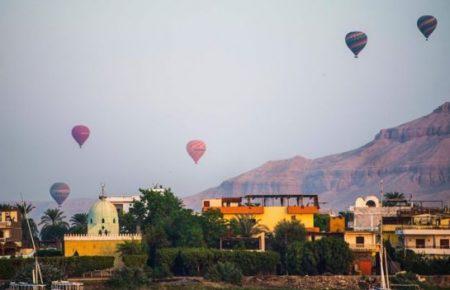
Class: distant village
1,185,449,289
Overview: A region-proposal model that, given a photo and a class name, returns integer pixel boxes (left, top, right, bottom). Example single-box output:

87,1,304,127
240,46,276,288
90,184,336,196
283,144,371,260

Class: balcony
219,206,264,215
287,206,318,214
407,247,450,256
347,243,379,252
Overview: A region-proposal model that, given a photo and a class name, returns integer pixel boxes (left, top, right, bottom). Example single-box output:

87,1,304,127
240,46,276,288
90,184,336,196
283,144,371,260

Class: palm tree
39,208,69,244
230,215,268,238
383,192,406,206
69,213,88,234
15,201,39,248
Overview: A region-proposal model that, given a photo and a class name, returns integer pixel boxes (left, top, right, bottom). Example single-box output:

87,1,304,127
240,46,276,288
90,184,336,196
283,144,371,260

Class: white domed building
64,185,141,257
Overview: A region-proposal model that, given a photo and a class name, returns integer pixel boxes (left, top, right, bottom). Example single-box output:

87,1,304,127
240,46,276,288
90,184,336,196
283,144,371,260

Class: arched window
90,219,93,224
366,200,376,207
102,218,105,223
113,218,116,224
98,230,102,235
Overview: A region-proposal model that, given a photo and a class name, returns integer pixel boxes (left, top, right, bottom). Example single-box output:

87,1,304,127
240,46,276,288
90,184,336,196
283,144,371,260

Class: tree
0,203,14,211
69,213,88,234
272,220,307,274
15,201,39,248
117,240,146,256
229,215,268,238
314,214,330,232
118,211,137,234
287,241,318,275
39,208,69,244
315,237,353,274
200,209,228,248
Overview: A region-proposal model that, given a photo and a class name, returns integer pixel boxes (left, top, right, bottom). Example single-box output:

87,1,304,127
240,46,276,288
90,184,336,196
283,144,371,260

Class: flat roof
244,194,318,199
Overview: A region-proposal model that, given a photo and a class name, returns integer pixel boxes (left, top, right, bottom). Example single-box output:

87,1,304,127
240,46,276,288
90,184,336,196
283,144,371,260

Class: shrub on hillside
204,262,242,285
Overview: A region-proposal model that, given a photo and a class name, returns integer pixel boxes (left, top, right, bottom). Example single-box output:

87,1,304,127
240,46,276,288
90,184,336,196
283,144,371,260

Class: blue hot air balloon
50,182,70,206
417,15,437,40
345,31,368,58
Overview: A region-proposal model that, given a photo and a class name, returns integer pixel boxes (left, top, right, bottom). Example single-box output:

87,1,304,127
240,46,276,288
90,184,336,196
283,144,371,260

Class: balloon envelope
417,15,437,40
345,31,367,58
72,125,90,148
50,182,70,206
186,140,206,164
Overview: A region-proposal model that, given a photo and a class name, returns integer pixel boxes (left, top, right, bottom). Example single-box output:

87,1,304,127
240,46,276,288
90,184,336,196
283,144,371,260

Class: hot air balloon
50,182,70,206
72,125,90,148
186,140,206,164
417,15,437,40
345,31,368,58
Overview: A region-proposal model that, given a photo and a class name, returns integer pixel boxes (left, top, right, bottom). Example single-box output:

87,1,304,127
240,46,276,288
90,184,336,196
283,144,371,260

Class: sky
0,0,449,202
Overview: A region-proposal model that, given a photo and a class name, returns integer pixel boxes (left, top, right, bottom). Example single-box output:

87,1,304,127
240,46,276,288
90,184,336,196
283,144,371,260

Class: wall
223,206,315,231
64,234,142,257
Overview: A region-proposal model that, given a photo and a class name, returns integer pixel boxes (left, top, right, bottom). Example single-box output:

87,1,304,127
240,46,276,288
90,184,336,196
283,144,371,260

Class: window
366,200,376,207
416,239,425,248
113,218,116,224
440,239,449,249
102,218,105,223
291,215,297,221
203,201,210,207
356,236,365,247
90,219,93,224
0,230,3,238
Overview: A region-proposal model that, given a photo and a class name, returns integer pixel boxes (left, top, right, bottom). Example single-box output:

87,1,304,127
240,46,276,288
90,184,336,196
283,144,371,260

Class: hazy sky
1,0,449,202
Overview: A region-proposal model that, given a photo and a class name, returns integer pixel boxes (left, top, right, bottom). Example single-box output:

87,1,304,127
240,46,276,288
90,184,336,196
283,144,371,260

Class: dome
87,196,119,235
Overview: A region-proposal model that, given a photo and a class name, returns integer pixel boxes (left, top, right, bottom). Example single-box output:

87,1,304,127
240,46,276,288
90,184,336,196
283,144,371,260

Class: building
64,186,141,257
344,230,379,275
106,195,140,214
329,216,346,233
0,207,22,256
202,194,320,232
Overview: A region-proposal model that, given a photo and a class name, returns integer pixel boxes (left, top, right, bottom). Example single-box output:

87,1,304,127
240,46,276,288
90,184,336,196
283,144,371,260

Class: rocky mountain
183,102,450,210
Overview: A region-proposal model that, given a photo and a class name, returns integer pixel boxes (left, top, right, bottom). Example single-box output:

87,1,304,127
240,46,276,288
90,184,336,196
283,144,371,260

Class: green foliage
117,240,146,256
69,213,88,234
314,214,330,232
14,202,39,248
39,208,69,242
287,241,318,275
229,215,268,238
156,248,279,277
396,249,450,275
383,192,406,206
314,237,353,274
205,262,242,285
118,211,137,234
272,220,307,273
36,248,63,257
107,267,150,289
0,256,114,280
13,263,64,285
199,209,228,248
123,255,148,268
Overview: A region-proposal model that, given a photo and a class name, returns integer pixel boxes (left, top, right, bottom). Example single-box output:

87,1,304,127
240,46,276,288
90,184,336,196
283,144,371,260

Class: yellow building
64,187,141,257
329,216,346,233
202,194,319,232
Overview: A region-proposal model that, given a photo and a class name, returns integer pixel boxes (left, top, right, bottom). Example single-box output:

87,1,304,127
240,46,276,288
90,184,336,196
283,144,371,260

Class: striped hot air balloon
345,31,368,58
50,182,70,206
417,15,437,40
186,140,206,164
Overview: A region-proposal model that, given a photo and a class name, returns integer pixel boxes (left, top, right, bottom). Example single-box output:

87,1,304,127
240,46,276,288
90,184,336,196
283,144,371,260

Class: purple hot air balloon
50,182,70,206
72,125,90,148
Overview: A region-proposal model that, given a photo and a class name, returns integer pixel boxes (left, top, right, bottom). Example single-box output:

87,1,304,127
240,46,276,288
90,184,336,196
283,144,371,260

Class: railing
347,243,379,251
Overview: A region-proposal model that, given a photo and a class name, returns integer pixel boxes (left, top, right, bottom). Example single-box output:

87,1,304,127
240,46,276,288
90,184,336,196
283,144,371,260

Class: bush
156,248,279,277
13,263,63,285
205,262,242,285
107,267,150,289
314,237,353,274
397,250,450,275
287,241,318,275
123,255,148,268
36,249,63,257
0,256,114,280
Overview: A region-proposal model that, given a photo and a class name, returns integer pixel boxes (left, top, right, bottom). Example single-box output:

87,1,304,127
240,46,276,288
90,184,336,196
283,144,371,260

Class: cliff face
184,102,450,210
